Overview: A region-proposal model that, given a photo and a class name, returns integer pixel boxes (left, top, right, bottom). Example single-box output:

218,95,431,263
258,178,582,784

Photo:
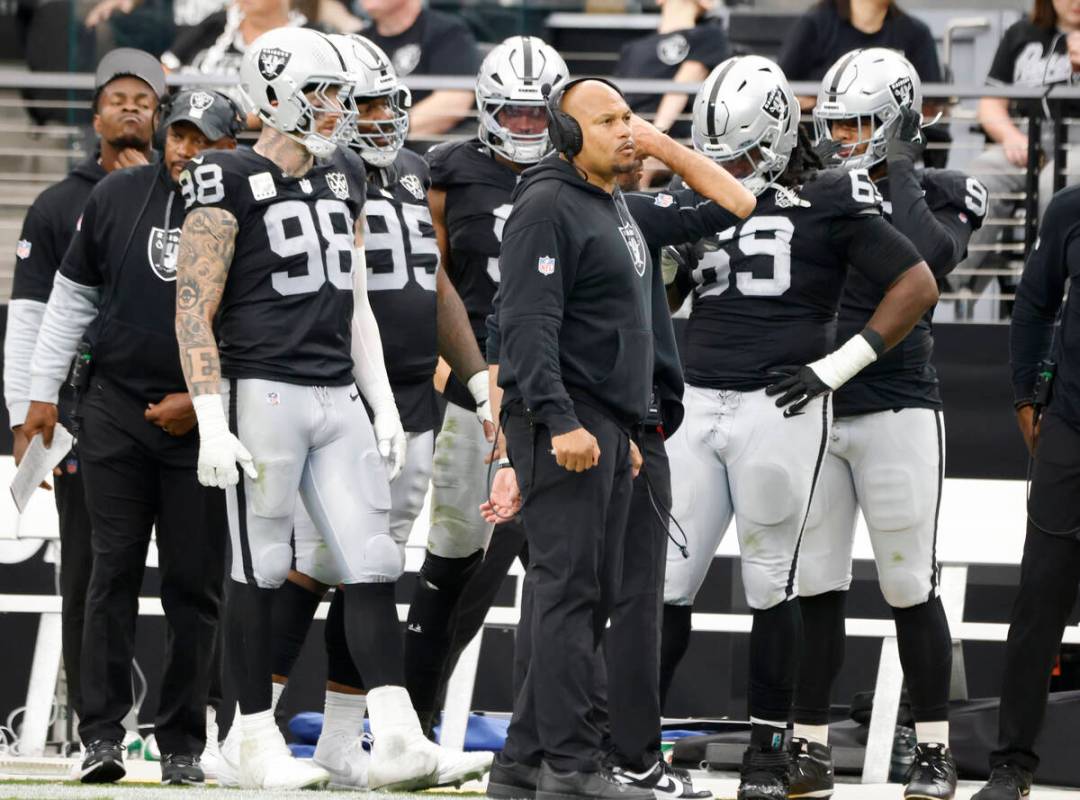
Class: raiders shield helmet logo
889,76,914,109
400,174,425,201
188,91,215,119
392,44,422,77
325,171,350,200
258,47,291,81
147,227,182,281
761,87,789,121
619,223,647,277
656,34,690,67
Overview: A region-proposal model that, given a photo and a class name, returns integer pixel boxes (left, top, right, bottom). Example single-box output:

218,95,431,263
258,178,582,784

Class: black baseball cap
161,90,240,142
94,47,167,99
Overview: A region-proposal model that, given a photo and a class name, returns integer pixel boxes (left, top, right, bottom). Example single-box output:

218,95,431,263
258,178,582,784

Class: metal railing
1,70,1078,318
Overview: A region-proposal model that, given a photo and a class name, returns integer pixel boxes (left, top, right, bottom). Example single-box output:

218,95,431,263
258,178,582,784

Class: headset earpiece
543,77,626,160
152,90,175,151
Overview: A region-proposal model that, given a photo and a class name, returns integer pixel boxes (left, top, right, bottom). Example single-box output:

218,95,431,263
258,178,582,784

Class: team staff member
970,185,1080,800
21,90,240,787
495,78,666,800
3,47,162,731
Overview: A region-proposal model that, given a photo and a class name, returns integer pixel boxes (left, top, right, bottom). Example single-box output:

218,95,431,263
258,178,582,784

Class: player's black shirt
363,149,440,432
835,168,985,416
363,9,480,104
61,163,189,403
180,147,366,386
778,3,942,83
673,168,922,391
1011,185,1080,428
613,19,730,138
426,138,517,354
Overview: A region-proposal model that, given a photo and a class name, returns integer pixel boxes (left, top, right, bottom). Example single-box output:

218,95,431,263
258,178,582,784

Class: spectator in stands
360,0,480,136
778,0,943,111
956,0,1080,296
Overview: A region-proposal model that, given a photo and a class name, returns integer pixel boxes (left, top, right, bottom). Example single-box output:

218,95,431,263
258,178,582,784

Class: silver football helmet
475,36,568,164
239,27,356,158
692,55,797,196
331,34,410,168
813,47,922,171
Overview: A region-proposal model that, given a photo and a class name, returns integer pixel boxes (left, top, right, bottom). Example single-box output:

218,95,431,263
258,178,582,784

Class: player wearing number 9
784,49,988,800
173,26,486,793
659,55,939,799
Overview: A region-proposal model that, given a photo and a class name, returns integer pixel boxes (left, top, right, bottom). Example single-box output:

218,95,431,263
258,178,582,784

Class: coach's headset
542,77,626,160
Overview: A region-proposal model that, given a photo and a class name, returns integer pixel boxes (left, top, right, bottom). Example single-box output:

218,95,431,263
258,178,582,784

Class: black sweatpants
56,390,94,720
502,402,634,773
77,380,226,755
991,411,1080,776
603,428,669,772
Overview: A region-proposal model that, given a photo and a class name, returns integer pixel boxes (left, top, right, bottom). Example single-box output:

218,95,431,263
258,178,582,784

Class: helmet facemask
696,120,791,196
261,77,357,158
346,86,411,168
813,105,897,171
479,99,551,164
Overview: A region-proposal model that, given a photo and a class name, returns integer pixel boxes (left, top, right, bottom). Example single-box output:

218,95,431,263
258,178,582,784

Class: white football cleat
315,732,372,789
366,686,494,790
237,711,329,790
201,707,222,782
212,718,240,787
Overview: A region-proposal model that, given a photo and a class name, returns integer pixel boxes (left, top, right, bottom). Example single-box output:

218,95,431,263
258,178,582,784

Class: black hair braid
777,125,825,188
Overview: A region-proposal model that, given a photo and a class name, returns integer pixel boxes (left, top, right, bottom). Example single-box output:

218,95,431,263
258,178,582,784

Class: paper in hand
10,424,73,513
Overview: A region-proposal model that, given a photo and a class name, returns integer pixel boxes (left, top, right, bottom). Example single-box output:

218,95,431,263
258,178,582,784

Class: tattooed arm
350,219,406,480
175,207,256,488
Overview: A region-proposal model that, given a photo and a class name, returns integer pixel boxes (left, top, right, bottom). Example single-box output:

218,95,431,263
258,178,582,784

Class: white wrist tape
808,333,879,390
467,370,490,406
192,394,229,438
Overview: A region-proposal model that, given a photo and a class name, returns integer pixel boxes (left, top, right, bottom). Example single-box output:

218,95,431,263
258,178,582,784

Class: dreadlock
776,126,825,189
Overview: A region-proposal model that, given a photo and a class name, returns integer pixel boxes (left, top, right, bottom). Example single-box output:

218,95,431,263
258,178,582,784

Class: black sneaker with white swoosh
611,760,713,799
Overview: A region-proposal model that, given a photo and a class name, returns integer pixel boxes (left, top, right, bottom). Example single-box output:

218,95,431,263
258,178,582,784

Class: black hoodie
498,155,655,434
12,154,107,304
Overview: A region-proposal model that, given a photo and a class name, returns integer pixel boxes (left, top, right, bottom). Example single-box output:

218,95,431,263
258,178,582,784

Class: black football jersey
179,147,366,386
426,138,517,354
678,168,909,391
362,148,440,432
834,168,985,416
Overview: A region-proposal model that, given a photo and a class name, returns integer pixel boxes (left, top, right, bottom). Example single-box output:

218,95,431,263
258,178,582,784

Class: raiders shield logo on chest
148,227,182,281
619,223,646,277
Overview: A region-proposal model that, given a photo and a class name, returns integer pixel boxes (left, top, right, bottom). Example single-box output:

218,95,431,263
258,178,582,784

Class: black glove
811,136,843,166
765,365,832,417
885,106,925,165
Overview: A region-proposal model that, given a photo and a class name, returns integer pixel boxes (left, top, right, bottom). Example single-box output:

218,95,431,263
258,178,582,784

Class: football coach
21,90,241,787
495,77,657,800
972,185,1080,800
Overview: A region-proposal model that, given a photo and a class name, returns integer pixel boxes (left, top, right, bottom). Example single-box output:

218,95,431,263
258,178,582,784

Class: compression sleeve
28,273,101,405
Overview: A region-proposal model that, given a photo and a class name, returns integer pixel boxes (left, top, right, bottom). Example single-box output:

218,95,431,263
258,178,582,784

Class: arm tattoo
174,207,238,397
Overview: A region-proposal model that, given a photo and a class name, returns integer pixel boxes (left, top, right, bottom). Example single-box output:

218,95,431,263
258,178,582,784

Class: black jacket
12,154,106,304
61,162,188,404
498,156,654,434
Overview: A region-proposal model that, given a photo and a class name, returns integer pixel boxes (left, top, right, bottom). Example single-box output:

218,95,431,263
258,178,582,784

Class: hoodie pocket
594,328,653,414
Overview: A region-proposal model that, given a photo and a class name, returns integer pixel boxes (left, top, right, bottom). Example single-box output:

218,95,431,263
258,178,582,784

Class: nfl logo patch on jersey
15,239,31,259
653,193,674,208
249,172,277,201
258,47,291,81
537,256,556,276
400,174,425,201
326,171,350,200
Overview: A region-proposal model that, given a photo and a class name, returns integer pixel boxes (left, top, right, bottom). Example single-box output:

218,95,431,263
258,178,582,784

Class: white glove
193,395,258,489
467,370,493,429
374,409,407,482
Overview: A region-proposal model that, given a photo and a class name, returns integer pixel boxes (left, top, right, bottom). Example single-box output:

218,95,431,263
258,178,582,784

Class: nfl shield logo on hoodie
537,256,556,276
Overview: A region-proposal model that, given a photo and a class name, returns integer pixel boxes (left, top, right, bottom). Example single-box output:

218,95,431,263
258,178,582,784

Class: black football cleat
788,738,834,799
904,743,957,799
737,746,790,800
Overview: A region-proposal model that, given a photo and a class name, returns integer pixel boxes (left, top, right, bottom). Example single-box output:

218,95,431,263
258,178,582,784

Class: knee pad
254,542,294,588
861,466,921,533
739,462,799,528
879,566,934,609
358,532,406,582
741,558,792,611
251,458,300,519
